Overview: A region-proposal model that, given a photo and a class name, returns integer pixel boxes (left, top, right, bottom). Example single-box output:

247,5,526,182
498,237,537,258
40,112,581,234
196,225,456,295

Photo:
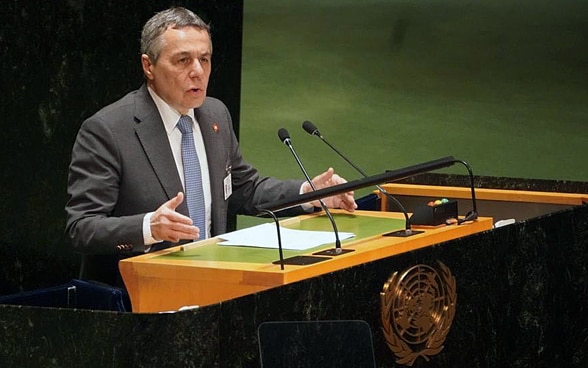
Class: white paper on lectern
217,223,354,250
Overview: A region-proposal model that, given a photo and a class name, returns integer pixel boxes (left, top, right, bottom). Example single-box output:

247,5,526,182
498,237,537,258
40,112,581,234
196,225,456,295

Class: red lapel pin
212,123,219,133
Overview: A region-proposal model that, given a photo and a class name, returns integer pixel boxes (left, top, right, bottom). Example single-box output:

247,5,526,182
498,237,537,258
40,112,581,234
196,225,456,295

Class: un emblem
380,262,457,366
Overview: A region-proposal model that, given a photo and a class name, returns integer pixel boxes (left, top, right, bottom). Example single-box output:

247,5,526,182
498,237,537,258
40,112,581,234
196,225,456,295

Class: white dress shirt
142,87,212,247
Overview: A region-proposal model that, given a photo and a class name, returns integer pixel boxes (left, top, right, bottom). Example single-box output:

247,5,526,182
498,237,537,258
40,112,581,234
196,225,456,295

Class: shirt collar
147,86,196,135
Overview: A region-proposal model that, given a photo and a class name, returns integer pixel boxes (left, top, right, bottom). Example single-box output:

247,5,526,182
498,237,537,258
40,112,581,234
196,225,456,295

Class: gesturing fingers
164,192,185,211
151,214,201,242
151,193,201,242
310,167,335,190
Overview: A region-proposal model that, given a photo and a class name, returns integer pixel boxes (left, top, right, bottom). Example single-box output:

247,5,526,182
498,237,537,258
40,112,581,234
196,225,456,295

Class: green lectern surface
159,213,405,264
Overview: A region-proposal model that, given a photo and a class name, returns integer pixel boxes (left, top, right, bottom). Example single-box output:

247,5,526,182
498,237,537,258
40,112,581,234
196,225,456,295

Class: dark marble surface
257,320,377,367
1,204,587,367
0,303,222,367
0,0,243,295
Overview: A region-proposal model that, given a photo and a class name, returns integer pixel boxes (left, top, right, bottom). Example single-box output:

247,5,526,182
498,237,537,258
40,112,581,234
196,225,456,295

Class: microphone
256,209,285,270
302,120,422,237
454,159,478,224
278,128,353,256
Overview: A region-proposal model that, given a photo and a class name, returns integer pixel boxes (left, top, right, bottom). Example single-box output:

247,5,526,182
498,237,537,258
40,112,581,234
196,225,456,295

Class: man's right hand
150,192,200,243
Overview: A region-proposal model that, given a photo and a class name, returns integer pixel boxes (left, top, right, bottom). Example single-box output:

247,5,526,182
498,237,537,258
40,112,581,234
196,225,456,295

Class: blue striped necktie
177,115,206,239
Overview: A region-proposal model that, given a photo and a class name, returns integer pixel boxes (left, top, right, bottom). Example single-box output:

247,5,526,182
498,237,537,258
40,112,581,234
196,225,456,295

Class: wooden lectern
120,210,492,313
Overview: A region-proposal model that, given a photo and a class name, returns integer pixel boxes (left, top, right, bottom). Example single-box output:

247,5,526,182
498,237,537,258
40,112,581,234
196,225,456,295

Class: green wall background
237,0,587,228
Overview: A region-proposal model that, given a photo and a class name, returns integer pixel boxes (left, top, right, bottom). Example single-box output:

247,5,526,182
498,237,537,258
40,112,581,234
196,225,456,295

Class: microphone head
302,120,320,136
277,128,291,144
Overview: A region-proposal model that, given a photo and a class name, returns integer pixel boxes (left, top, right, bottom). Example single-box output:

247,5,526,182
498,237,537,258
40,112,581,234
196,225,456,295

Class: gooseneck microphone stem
257,209,285,270
318,132,411,230
278,128,343,253
302,120,414,235
454,159,479,224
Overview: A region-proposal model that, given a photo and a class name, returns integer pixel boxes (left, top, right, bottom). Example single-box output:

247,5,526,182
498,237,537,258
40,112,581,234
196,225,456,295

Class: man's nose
189,59,204,77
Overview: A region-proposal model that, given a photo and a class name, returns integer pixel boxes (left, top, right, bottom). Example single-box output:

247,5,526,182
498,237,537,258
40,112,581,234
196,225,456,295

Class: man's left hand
303,167,357,212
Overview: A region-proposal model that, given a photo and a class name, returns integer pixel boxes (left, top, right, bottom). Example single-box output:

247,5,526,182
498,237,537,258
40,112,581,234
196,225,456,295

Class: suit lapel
133,85,188,215
197,108,225,190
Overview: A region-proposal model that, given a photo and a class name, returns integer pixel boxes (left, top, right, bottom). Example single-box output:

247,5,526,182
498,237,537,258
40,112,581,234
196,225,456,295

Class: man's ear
141,54,154,80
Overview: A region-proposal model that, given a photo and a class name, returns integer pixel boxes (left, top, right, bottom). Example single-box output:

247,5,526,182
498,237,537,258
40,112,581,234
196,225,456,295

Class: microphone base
312,248,354,256
383,229,424,237
272,255,331,266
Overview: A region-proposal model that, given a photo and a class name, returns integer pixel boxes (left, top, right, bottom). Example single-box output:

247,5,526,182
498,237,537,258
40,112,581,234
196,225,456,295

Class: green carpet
237,0,587,229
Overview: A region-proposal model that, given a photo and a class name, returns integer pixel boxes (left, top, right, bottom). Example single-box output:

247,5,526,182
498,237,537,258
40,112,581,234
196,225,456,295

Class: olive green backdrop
237,0,587,228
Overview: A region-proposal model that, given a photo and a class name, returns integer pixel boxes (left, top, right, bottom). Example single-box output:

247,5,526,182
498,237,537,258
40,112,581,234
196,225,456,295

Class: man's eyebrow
173,50,212,58
174,51,191,57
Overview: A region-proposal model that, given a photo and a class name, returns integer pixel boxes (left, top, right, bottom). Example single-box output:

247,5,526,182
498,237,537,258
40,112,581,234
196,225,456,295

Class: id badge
223,166,232,200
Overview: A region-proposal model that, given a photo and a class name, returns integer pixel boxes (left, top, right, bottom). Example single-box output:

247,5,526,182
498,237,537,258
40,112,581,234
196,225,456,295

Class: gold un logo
380,262,457,366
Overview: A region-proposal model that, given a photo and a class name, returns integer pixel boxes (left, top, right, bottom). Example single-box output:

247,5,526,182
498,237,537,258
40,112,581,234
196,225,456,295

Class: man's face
141,26,212,114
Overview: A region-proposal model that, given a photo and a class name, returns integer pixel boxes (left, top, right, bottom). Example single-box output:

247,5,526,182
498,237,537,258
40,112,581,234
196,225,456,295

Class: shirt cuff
143,212,162,252
299,182,315,212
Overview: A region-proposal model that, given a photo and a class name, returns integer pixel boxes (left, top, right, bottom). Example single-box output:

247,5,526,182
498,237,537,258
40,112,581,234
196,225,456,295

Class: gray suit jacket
65,84,304,285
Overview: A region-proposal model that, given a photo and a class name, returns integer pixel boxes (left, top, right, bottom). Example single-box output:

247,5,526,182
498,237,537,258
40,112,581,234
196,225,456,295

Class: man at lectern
65,7,356,287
